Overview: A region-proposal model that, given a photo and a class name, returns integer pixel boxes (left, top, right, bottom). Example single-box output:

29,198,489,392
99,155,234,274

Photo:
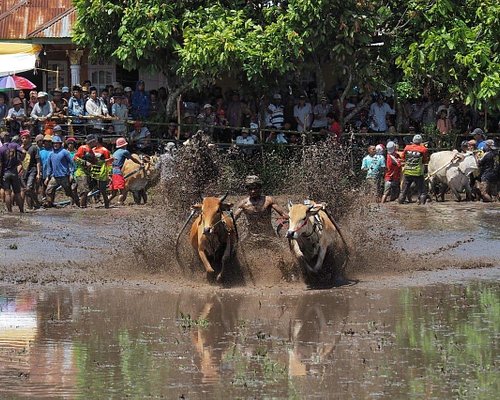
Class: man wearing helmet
381,141,401,203
233,175,288,236
45,136,80,207
398,134,429,204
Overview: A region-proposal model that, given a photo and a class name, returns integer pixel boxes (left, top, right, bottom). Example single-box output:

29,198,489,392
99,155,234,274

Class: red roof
0,0,75,40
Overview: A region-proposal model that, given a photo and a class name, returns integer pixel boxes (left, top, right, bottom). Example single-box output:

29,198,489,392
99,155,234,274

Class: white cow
286,201,348,275
428,150,479,201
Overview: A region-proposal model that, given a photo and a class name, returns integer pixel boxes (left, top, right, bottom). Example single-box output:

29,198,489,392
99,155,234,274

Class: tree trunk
338,71,353,127
166,87,184,121
344,94,371,125
314,58,326,99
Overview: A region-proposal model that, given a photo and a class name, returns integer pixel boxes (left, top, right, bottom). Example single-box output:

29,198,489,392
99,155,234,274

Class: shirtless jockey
233,175,288,236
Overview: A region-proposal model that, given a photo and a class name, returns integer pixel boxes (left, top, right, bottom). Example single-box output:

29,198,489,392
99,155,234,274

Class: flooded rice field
0,202,499,398
0,275,499,399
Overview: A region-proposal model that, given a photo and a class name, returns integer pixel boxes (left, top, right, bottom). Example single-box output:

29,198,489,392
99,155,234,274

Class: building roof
0,0,75,40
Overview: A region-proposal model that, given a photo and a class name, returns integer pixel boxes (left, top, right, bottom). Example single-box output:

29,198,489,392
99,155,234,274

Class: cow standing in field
427,150,479,202
286,201,348,276
121,153,159,204
189,194,236,282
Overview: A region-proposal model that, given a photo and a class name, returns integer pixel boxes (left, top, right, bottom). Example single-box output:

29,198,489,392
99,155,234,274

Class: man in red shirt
381,141,401,203
398,134,429,204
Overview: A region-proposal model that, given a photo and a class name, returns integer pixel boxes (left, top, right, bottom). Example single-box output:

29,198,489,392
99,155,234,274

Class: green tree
72,1,394,119
395,0,500,110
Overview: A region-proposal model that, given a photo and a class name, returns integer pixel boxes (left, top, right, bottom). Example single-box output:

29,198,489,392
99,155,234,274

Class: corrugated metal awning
0,42,41,76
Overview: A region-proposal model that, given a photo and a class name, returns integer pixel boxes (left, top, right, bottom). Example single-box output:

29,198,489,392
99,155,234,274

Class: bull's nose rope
289,218,319,238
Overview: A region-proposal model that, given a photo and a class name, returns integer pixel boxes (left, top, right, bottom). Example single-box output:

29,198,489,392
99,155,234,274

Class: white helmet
386,141,396,153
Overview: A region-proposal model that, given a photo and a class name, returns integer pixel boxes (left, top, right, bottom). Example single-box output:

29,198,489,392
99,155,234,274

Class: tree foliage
72,0,391,115
73,1,499,115
395,0,500,109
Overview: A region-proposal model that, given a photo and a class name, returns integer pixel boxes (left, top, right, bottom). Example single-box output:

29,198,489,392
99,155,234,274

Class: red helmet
116,137,128,148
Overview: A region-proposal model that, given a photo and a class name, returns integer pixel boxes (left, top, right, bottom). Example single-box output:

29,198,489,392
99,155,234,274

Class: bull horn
219,192,228,202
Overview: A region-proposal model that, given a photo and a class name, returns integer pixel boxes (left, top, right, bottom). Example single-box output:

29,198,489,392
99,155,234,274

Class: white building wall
138,69,168,91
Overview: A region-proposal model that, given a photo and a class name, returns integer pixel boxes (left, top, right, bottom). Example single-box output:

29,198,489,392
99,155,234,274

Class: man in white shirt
293,95,313,132
85,86,109,132
369,95,395,132
6,97,26,135
30,92,53,135
236,128,257,156
312,96,332,130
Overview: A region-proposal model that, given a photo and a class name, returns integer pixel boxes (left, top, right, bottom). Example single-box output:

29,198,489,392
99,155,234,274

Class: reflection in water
0,281,498,398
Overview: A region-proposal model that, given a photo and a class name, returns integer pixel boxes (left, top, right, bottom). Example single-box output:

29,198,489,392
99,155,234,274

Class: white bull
122,154,159,204
286,201,348,275
427,150,479,201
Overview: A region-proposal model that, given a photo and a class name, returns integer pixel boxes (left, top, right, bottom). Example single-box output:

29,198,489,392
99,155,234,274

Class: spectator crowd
1,79,499,213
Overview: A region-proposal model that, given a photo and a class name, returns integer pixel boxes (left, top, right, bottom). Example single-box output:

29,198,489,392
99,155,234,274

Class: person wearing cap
52,125,64,138
381,141,402,203
312,96,332,131
45,136,79,207
123,86,133,107
294,95,313,133
471,128,488,151
20,130,41,209
85,86,109,134
197,103,216,132
35,134,44,149
73,134,98,208
233,175,288,236
61,86,70,101
30,92,53,135
0,135,27,212
131,80,150,120
50,88,68,119
477,139,499,202
398,134,429,204
268,94,285,129
6,97,26,135
110,137,142,205
460,140,469,154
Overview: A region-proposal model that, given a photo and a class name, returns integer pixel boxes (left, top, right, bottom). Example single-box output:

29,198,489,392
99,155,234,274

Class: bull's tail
175,209,196,269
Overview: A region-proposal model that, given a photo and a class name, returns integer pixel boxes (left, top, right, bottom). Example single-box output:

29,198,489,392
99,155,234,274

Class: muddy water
390,202,500,261
1,272,499,399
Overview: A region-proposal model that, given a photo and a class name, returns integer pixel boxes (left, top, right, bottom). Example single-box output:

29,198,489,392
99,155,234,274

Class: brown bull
286,201,348,275
189,194,236,281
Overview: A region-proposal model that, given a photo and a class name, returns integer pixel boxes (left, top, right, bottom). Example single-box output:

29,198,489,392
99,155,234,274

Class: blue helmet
52,136,63,144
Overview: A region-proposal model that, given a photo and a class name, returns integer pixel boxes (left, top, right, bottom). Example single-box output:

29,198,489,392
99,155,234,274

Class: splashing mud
128,137,403,287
